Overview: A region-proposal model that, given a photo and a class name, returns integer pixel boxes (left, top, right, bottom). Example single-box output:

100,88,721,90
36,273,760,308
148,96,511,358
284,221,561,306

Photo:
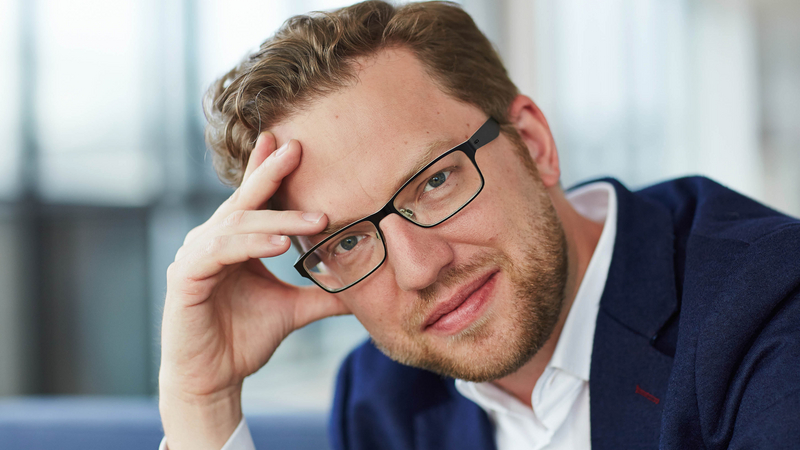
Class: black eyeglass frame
293,117,501,293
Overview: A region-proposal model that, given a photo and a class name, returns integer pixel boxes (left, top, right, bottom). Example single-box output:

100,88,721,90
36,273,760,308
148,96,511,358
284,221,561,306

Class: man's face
273,48,568,382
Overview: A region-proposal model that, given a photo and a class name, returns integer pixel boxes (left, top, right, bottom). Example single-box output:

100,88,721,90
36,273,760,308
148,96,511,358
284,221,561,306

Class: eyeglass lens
298,149,483,292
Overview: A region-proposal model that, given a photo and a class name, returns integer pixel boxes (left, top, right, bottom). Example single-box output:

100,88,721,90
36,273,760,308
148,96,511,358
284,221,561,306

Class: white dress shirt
159,181,617,450
158,415,255,450
455,181,617,450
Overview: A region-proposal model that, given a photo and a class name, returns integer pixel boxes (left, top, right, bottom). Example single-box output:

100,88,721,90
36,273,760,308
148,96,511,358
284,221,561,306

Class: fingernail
274,141,291,157
270,235,287,245
302,212,324,223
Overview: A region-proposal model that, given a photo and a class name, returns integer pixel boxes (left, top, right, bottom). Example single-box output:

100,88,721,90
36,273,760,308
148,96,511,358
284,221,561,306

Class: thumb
291,286,351,329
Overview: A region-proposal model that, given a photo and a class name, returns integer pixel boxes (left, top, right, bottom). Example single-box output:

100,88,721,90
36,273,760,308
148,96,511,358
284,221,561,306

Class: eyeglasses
293,117,500,293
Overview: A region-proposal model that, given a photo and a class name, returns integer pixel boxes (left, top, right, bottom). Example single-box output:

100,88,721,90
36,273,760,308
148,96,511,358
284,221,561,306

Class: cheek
340,270,406,330
455,177,526,245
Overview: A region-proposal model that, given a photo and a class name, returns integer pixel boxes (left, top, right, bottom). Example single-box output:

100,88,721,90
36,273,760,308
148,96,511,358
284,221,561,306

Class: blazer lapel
589,180,679,450
413,382,496,450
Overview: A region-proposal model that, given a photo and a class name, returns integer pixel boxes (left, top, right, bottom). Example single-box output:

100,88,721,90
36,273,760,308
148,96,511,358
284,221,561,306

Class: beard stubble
372,186,569,382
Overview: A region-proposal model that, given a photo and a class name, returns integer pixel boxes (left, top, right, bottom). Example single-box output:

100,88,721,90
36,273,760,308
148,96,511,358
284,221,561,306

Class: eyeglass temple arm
469,117,500,151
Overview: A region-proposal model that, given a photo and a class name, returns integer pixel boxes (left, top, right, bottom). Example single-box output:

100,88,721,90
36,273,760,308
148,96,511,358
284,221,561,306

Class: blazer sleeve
726,287,800,449
661,222,800,449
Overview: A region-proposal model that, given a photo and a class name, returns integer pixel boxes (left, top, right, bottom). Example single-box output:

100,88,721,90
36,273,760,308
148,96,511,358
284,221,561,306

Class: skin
159,48,603,449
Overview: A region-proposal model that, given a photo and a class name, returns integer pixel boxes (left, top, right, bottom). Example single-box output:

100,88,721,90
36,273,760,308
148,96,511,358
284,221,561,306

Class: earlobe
507,95,561,188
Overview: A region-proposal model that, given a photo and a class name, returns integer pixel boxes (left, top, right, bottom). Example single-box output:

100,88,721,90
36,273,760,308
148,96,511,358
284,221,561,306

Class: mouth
422,270,499,335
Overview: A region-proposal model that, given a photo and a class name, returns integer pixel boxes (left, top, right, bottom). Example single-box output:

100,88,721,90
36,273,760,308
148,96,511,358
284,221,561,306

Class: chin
373,302,554,382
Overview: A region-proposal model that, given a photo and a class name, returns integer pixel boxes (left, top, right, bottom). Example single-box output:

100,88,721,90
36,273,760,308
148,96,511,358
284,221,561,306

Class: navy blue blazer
328,177,800,450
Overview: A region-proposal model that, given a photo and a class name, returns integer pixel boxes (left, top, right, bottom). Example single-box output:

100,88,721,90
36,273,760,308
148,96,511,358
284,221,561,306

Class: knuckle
183,227,200,245
206,235,229,255
253,157,269,175
242,233,258,249
166,261,182,280
278,210,295,222
173,245,186,262
222,210,246,229
273,210,298,230
266,166,284,184
173,281,207,299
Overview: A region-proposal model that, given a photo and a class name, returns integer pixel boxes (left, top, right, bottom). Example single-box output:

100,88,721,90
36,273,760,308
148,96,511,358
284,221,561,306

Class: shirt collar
549,181,617,381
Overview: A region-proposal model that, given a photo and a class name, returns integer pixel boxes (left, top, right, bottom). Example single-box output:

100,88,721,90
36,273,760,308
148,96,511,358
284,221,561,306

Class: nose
379,214,454,292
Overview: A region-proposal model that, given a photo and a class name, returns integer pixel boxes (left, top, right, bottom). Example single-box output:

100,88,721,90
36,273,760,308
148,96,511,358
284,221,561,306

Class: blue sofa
0,397,329,450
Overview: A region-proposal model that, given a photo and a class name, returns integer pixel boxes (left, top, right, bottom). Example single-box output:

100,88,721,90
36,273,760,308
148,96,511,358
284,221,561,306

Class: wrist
159,383,243,450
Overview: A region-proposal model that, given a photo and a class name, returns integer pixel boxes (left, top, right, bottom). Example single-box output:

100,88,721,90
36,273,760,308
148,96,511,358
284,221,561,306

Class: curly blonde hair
204,0,519,187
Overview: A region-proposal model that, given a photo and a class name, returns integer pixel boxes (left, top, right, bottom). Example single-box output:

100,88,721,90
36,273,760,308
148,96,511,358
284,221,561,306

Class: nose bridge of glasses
374,199,420,230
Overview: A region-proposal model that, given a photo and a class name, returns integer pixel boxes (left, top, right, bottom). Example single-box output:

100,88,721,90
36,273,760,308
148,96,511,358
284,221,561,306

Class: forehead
272,48,486,220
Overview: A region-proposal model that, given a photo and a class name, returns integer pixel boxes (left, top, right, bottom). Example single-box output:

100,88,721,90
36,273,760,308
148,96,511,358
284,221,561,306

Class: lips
422,270,498,334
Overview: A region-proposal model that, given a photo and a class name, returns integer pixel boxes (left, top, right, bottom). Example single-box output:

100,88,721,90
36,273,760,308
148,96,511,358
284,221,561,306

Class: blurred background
0,0,797,414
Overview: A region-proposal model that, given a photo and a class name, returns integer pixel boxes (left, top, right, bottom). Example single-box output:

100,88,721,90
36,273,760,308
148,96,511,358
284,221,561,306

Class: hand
158,133,349,450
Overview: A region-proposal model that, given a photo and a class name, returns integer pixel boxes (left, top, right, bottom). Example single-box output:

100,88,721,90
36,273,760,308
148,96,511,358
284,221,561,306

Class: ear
507,95,560,188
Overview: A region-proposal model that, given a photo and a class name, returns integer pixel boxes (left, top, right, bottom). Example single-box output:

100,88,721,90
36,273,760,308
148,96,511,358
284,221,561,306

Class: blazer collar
593,178,678,336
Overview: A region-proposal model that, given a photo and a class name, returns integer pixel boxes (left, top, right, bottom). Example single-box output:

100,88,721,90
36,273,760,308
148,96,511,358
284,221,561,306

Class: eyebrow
319,138,453,236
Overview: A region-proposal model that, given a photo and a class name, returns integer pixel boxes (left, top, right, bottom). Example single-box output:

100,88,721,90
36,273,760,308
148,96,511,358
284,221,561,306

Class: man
158,1,800,449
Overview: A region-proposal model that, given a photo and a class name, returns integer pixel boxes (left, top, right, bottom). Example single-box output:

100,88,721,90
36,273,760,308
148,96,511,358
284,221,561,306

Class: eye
423,170,451,192
333,234,366,254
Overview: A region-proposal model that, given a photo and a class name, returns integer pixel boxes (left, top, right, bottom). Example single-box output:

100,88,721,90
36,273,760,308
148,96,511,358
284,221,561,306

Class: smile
422,270,499,335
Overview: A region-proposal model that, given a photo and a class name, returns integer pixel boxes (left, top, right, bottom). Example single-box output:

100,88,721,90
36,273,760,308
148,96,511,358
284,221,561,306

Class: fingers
217,209,325,236
176,209,327,262
236,139,301,210
171,132,322,306
185,136,306,248
170,233,291,294
241,132,275,186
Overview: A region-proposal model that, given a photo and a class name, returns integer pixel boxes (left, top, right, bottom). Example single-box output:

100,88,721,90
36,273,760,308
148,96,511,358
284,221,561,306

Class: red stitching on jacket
635,385,660,404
